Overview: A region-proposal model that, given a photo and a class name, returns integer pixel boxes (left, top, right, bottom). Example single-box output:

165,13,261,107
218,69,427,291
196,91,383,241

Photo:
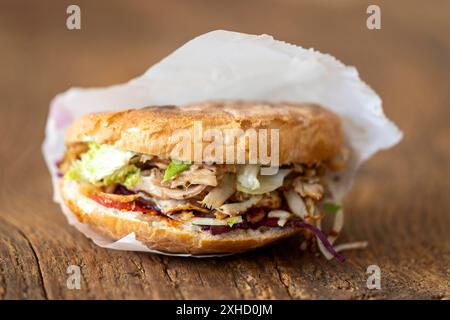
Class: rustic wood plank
0,0,449,299
0,218,47,299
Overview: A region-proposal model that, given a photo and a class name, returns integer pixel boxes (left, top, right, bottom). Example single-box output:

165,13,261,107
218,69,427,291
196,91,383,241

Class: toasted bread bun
65,101,343,164
61,179,302,254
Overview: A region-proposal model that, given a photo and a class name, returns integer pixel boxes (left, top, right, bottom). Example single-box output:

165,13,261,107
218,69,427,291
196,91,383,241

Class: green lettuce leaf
163,160,192,181
65,142,140,187
102,165,140,189
227,216,240,228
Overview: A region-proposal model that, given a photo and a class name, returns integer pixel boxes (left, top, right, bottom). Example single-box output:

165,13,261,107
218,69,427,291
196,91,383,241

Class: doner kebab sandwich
58,100,348,260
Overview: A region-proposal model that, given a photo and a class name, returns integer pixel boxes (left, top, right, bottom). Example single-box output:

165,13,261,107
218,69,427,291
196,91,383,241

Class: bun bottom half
60,180,302,255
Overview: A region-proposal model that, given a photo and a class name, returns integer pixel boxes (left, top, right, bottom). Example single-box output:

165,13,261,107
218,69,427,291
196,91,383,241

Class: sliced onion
329,207,344,245
237,169,291,195
201,173,236,209
276,218,287,227
284,190,308,219
267,210,291,227
267,210,291,219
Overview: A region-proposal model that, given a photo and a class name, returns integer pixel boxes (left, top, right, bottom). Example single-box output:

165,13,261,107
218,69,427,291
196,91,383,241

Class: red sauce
90,194,159,215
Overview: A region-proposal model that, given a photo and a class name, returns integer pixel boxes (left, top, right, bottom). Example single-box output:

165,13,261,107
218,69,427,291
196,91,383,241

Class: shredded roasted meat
293,177,324,201
131,168,208,200
169,165,218,187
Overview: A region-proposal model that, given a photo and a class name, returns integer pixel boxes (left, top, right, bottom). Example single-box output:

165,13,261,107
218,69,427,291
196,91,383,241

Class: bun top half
65,101,343,164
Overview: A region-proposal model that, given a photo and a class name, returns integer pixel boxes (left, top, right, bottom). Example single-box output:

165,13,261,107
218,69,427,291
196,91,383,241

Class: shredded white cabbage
65,143,138,187
84,145,135,181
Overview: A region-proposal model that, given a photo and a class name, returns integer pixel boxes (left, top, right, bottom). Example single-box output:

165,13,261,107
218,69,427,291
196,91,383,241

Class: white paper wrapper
42,30,402,256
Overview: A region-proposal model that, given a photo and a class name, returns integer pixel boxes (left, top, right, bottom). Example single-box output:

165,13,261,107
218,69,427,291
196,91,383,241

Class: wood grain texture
0,0,449,299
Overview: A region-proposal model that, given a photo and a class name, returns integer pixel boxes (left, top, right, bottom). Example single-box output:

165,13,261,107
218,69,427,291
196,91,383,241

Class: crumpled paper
42,30,402,256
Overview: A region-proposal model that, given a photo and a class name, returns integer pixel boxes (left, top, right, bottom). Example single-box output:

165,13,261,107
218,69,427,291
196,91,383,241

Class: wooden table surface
1,0,449,300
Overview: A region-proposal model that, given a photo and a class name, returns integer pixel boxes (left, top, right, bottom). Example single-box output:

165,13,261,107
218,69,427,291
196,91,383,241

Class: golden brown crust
60,179,301,255
65,101,343,164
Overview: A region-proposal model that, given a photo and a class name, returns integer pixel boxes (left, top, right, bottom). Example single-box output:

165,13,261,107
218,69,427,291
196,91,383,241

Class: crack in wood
157,256,185,299
130,255,147,280
272,254,294,299
15,228,49,300
225,261,248,299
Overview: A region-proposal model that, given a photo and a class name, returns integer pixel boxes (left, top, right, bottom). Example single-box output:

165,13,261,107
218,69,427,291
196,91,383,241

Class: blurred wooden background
0,0,449,299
